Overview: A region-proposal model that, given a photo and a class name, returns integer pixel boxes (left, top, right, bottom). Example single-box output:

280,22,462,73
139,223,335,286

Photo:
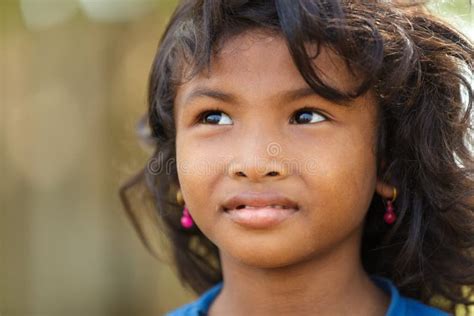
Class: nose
227,144,290,182
230,168,286,181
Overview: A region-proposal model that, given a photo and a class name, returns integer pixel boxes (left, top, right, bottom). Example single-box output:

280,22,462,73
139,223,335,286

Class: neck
208,231,389,316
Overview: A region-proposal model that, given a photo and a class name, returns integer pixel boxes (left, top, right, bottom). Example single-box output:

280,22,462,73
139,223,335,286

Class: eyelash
290,106,330,124
196,106,329,124
196,107,226,123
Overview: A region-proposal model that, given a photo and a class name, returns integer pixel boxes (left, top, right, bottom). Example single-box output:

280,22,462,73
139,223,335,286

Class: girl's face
174,31,380,268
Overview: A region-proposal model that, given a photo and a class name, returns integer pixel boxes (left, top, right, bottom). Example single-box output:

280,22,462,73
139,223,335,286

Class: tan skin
174,30,395,316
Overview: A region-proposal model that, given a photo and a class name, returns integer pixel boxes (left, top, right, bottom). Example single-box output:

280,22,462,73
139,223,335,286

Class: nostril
267,171,279,176
236,171,246,177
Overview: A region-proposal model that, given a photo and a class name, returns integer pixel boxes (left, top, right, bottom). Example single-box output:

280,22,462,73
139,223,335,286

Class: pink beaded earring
384,187,398,225
176,189,194,229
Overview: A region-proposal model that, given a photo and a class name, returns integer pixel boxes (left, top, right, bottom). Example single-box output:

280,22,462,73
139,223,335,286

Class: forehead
175,30,361,107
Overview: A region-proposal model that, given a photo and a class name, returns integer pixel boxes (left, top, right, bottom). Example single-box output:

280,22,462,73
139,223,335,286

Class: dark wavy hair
119,0,473,313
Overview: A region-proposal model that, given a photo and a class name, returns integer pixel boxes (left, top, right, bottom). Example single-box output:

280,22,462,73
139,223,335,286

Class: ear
375,158,397,200
375,178,396,200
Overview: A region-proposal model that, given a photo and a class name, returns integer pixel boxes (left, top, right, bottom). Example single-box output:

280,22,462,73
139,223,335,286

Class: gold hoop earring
176,189,193,229
384,187,398,225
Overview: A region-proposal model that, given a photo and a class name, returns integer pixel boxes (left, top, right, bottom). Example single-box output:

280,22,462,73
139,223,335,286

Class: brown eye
199,110,233,125
290,108,327,124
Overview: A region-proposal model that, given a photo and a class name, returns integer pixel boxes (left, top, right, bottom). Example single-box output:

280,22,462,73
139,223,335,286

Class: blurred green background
0,0,472,315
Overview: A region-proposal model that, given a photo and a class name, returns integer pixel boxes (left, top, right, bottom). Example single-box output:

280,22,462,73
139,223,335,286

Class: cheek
175,135,229,229
300,130,378,232
176,135,229,186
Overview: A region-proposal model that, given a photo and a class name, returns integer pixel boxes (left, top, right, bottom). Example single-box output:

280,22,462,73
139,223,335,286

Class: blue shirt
166,276,448,316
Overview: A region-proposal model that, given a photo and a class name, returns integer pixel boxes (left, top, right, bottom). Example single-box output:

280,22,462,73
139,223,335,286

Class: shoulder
402,297,450,316
165,282,223,316
371,276,449,316
165,302,201,316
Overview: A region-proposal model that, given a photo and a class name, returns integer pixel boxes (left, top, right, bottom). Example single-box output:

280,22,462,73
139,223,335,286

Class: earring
176,189,194,229
384,187,397,224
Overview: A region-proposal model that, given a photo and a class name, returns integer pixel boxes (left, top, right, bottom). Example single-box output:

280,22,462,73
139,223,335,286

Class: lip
222,191,299,211
221,191,299,229
224,206,298,229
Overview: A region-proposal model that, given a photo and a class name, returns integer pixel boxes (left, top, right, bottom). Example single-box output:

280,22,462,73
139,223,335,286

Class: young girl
120,0,473,315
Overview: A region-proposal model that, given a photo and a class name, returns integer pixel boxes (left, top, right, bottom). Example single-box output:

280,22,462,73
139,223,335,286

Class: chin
219,240,311,269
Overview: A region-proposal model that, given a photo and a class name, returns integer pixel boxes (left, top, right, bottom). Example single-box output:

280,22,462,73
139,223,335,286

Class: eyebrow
183,87,238,106
181,86,347,108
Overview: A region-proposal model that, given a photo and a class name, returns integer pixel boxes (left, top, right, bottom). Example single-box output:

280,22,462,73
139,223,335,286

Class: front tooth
242,205,287,209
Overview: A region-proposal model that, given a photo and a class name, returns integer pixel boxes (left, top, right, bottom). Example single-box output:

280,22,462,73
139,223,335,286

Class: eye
290,107,328,124
198,109,233,125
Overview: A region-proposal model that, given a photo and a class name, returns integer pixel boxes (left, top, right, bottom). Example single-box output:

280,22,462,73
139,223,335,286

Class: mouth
226,204,294,210
223,205,299,229
221,191,300,229
221,190,299,211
